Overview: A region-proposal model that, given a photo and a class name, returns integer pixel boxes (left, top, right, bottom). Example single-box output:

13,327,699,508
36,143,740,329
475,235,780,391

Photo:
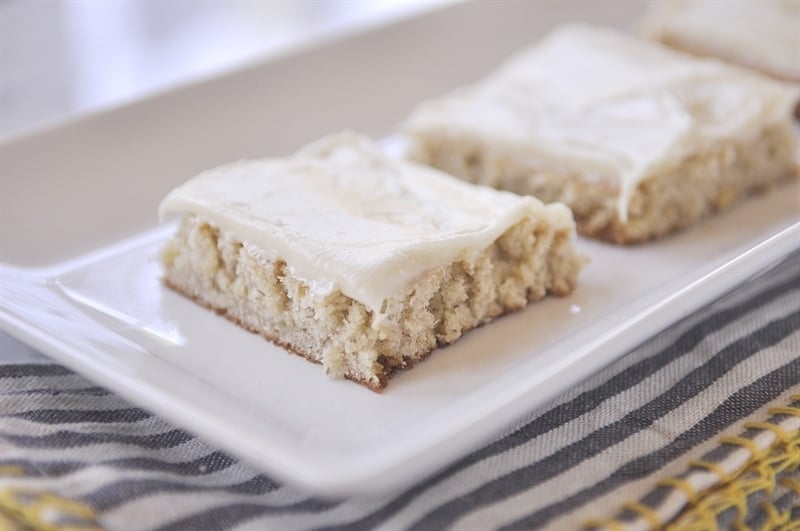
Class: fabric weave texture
1,251,799,530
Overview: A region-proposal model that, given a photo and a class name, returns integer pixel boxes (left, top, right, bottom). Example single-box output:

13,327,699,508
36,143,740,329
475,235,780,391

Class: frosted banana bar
643,0,800,83
403,25,800,243
159,133,583,391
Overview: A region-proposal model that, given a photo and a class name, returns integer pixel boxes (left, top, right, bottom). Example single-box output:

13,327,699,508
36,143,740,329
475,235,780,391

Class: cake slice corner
158,132,584,391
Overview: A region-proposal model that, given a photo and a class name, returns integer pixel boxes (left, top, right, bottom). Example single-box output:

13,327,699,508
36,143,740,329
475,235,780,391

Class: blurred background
0,0,453,138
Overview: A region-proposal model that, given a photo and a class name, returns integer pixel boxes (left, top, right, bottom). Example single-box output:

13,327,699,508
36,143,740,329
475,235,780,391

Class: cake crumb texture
161,213,582,391
408,124,798,244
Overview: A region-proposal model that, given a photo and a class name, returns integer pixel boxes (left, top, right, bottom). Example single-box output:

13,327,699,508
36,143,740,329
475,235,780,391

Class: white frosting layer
160,132,573,314
404,24,800,221
645,0,800,81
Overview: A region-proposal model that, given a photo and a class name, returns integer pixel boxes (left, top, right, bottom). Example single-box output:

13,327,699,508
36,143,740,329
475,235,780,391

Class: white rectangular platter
2,0,799,496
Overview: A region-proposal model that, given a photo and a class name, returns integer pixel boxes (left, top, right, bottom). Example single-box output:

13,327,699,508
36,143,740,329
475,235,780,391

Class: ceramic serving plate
2,0,798,496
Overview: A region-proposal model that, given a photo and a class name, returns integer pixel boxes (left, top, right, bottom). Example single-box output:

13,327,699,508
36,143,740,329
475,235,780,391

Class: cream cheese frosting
643,0,800,81
404,24,800,221
159,132,573,315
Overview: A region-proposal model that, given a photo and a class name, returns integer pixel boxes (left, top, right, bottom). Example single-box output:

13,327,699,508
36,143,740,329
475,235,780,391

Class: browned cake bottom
161,214,583,391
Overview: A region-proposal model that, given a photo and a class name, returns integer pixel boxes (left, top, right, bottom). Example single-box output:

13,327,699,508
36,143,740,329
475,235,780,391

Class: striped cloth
1,250,799,530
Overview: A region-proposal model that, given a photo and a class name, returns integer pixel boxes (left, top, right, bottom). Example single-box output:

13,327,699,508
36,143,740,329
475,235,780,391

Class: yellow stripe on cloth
688,459,733,485
622,502,662,529
584,396,800,530
780,476,800,495
744,421,794,444
768,406,800,418
657,477,698,505
719,435,765,462
665,425,799,531
0,488,103,531
760,499,791,528
0,465,26,477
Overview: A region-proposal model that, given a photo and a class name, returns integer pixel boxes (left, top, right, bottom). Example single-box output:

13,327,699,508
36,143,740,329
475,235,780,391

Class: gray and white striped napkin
2,251,799,530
